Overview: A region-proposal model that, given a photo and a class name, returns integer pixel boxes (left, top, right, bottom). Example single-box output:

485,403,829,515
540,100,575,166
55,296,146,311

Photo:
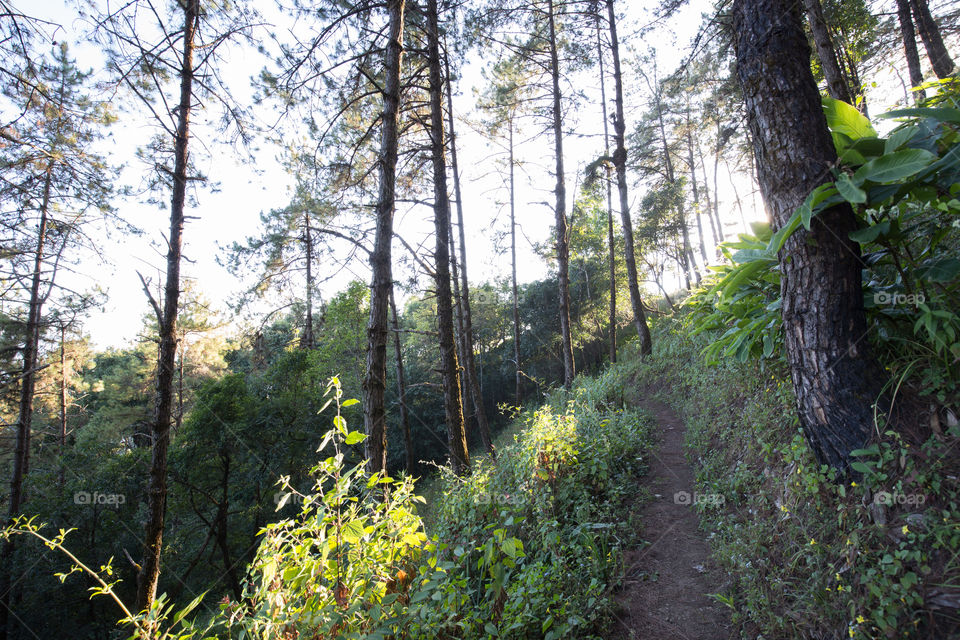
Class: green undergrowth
6,366,654,639
416,366,654,638
624,315,960,639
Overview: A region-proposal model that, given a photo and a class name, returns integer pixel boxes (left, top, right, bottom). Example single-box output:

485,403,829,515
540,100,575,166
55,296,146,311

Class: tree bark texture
910,0,956,79
607,0,651,355
445,45,494,455
596,17,617,364
802,0,854,104
58,326,67,489
449,220,472,429
895,0,926,102
302,211,315,349
547,0,576,389
426,0,469,475
733,0,886,472
363,0,406,476
136,0,198,612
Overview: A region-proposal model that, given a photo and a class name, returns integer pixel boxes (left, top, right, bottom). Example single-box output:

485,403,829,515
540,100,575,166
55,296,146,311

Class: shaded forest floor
609,392,731,639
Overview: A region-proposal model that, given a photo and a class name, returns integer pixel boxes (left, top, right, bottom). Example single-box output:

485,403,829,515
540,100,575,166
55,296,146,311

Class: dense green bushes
418,367,652,639
6,360,653,639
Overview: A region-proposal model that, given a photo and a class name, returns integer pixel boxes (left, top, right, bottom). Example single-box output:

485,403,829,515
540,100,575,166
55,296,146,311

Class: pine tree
0,44,116,638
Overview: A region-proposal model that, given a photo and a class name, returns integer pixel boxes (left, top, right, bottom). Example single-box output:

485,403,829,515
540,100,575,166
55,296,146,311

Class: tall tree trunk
802,0,854,103
596,17,617,364
546,0,575,389
509,120,522,404
896,0,926,102
728,165,750,233
426,0,469,475
685,115,709,266
910,0,955,79
58,325,67,490
175,345,184,432
136,0,198,611
449,220,472,429
0,164,52,640
302,211,315,349
713,135,725,237
445,45,494,456
654,83,697,287
8,167,50,519
215,454,243,602
607,0,651,355
389,289,414,472
833,21,869,116
363,0,406,476
733,0,885,472
696,142,720,250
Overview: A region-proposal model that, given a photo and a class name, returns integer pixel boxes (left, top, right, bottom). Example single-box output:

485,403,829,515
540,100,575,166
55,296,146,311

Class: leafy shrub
687,81,960,404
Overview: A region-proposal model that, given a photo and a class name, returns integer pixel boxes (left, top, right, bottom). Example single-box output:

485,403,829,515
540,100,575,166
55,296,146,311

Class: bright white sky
19,0,804,349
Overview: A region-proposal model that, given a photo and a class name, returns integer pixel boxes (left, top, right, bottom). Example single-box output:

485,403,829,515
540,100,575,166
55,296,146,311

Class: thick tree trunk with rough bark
607,0,651,355
445,46,494,455
733,0,885,472
363,0,406,476
389,289,414,472
426,0,469,475
895,0,926,102
802,0,854,104
547,0,576,389
910,0,956,79
136,0,198,612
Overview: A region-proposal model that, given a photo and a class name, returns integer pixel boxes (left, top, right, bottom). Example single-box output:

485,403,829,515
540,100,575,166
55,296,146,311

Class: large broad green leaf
884,126,918,154
849,136,885,159
854,148,936,183
835,173,866,203
720,260,772,299
915,257,960,283
849,221,890,244
341,519,366,544
880,107,960,125
824,97,877,143
768,207,803,253
730,248,775,264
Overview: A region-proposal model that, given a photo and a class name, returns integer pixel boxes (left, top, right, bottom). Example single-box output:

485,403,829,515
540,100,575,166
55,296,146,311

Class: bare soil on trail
608,399,732,640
